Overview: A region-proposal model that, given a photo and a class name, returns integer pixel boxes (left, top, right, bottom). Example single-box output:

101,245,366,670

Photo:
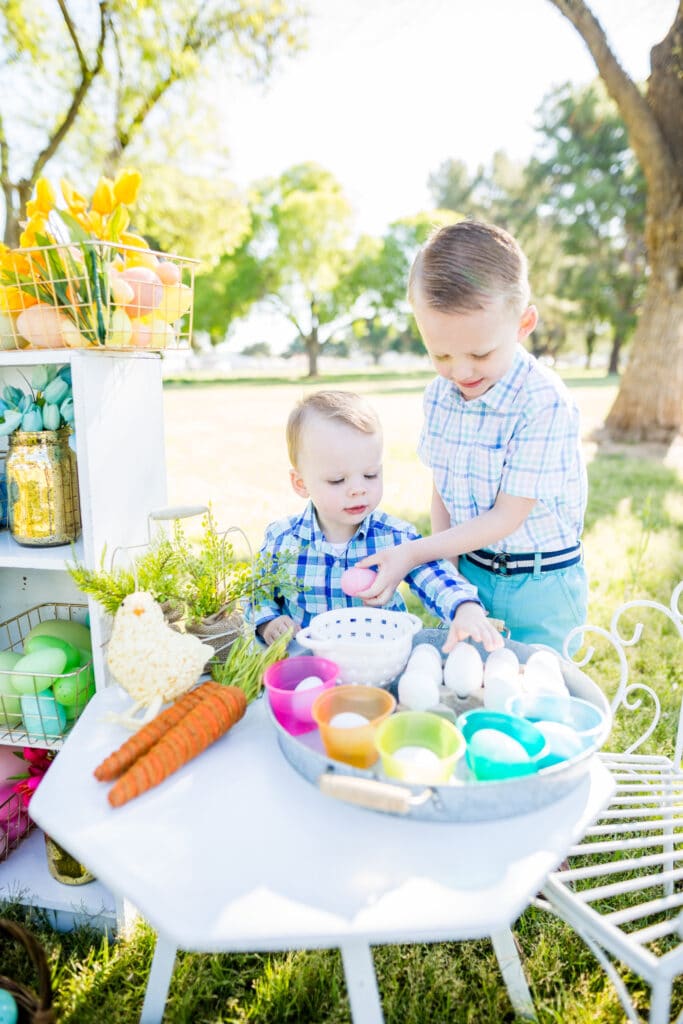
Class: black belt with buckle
464,545,581,576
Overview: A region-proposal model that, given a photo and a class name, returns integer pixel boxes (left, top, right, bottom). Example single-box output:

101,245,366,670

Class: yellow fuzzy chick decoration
106,591,214,729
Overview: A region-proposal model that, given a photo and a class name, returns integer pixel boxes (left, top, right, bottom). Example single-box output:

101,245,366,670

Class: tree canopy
0,0,307,245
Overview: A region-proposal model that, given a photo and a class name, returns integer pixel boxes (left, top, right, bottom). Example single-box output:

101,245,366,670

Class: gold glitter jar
6,427,81,546
44,833,95,885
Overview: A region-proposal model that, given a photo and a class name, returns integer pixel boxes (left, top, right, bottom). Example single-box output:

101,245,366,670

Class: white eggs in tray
398,669,440,711
329,711,370,729
294,675,324,691
392,745,441,769
535,720,584,762
443,642,483,698
406,643,443,681
483,673,524,712
523,650,569,697
484,647,520,684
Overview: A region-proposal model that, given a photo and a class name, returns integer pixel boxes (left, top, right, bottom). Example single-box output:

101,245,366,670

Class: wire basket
296,608,423,686
0,240,197,352
0,789,33,865
0,603,94,748
0,918,55,1023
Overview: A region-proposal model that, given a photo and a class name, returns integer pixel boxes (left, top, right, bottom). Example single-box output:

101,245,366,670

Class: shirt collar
296,502,373,544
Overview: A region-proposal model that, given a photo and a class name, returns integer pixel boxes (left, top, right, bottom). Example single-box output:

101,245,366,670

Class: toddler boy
252,389,501,651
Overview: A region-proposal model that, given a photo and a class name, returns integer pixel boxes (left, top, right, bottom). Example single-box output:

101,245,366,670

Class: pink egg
16,304,70,348
340,566,377,596
120,266,163,318
156,261,181,285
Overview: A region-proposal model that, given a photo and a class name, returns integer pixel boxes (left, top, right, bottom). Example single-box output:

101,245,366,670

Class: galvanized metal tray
268,630,612,822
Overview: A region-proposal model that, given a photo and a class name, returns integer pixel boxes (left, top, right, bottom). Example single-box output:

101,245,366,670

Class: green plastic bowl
374,710,465,785
457,708,547,781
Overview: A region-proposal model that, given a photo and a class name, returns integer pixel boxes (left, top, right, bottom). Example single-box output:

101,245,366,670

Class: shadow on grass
585,452,683,533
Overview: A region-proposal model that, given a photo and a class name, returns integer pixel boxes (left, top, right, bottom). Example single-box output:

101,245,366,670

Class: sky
204,0,674,351
218,0,674,238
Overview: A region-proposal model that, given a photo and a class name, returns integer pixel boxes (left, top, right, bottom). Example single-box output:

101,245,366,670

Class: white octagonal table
29,686,615,1023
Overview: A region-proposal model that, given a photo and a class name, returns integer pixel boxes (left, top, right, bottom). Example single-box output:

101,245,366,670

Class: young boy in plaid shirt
357,221,588,654
252,390,501,652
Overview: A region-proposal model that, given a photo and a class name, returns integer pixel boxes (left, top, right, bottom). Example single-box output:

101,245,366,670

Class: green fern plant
68,509,297,623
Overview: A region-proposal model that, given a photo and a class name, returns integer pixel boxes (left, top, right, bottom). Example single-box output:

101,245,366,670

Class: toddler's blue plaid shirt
418,346,587,552
250,502,480,629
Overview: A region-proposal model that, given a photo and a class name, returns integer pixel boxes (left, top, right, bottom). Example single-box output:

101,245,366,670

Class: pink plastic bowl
263,655,340,735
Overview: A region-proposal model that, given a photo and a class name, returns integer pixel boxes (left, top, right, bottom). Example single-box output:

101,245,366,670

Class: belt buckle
491,552,509,576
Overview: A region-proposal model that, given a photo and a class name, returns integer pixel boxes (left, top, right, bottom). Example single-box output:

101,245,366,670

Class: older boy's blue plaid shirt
418,346,587,552
250,502,480,628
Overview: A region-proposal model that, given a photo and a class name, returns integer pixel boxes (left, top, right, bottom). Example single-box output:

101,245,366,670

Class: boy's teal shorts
458,557,588,655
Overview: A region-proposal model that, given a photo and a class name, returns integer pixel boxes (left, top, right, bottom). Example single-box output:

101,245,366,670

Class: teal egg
20,691,68,740
0,989,18,1024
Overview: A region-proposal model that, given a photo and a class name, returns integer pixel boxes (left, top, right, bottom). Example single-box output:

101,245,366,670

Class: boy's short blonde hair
408,220,530,315
287,390,382,467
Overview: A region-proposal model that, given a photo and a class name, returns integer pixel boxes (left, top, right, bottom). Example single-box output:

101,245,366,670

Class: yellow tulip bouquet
0,171,196,351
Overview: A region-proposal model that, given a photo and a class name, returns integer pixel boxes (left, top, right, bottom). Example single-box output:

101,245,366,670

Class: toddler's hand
258,615,298,646
443,602,503,653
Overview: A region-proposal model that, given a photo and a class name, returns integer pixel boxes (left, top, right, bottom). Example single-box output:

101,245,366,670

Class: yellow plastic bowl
311,684,396,769
375,711,466,785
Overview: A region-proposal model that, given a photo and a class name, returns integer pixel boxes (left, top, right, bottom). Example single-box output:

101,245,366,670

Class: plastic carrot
107,685,247,807
93,681,225,782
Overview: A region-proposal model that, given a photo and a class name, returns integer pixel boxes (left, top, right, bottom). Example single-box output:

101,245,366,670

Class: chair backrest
562,580,683,763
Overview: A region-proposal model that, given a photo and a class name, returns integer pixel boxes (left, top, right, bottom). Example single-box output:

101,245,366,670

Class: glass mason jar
6,427,81,546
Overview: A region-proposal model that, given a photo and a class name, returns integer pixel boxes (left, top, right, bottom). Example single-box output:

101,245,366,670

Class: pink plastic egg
120,266,163,318
15,304,70,348
156,261,181,285
340,566,377,596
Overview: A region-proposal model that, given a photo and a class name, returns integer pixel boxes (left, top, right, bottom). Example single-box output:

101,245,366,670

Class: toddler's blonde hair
287,390,382,467
409,220,530,314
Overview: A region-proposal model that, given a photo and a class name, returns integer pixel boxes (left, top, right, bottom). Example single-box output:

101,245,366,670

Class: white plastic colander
296,608,423,686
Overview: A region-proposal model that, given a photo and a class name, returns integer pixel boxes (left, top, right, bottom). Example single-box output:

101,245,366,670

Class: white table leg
491,928,536,1021
139,935,177,1024
340,940,384,1024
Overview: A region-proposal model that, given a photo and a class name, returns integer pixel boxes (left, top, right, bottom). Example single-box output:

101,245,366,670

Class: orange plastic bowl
311,684,396,769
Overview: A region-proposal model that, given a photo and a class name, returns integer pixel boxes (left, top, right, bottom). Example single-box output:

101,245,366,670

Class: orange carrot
94,682,226,782
107,685,248,807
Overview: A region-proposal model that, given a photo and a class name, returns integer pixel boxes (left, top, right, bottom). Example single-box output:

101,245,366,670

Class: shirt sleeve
501,399,581,500
417,377,440,468
394,519,482,622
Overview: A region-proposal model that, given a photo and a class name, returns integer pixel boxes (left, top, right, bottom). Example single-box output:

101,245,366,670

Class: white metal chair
537,581,683,1024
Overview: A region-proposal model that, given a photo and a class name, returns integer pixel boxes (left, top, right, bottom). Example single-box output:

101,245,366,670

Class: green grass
2,373,683,1023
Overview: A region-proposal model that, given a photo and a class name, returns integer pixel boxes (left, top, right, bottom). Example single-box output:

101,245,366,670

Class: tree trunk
605,256,683,439
305,328,319,377
608,334,623,375
548,0,683,441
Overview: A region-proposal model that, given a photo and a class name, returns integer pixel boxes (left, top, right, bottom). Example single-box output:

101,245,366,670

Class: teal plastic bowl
457,708,547,781
505,693,608,749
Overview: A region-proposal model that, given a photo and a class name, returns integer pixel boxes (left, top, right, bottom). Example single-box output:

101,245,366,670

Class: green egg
11,648,67,696
25,619,91,653
0,650,22,726
0,650,20,672
60,682,95,720
76,649,95,687
24,634,80,670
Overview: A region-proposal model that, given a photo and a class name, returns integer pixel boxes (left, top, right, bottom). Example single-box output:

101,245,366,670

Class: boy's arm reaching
357,492,536,606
